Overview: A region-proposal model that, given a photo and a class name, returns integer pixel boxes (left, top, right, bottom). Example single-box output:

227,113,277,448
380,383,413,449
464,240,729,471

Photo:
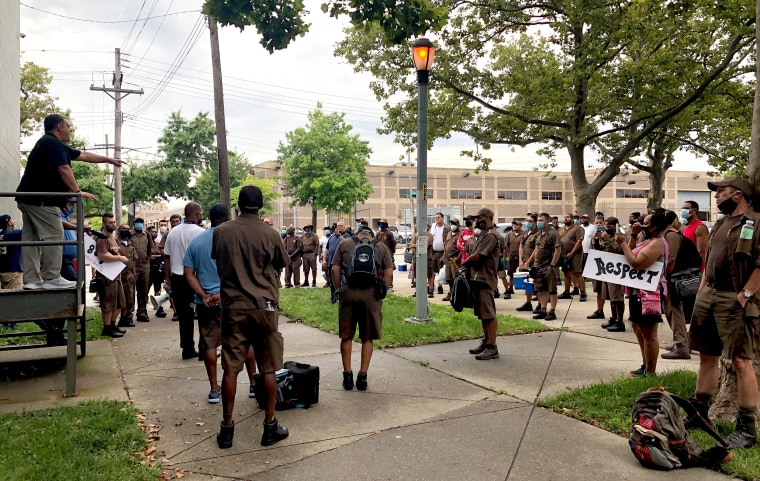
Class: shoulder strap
669,394,729,448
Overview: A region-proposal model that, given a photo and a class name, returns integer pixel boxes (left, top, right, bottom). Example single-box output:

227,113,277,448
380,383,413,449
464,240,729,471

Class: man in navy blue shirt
16,114,123,290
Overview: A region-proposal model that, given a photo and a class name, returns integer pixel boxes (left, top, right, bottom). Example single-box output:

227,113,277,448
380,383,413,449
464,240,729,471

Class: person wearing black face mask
688,176,760,449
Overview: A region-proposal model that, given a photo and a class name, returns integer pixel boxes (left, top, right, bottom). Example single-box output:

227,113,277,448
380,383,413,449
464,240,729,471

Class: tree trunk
711,0,760,423
311,207,317,231
646,150,666,213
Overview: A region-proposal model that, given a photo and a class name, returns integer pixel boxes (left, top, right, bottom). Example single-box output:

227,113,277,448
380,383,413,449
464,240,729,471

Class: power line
121,0,149,52
20,2,197,24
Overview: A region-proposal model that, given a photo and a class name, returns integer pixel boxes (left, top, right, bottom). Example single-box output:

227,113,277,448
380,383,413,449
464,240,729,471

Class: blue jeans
61,258,77,281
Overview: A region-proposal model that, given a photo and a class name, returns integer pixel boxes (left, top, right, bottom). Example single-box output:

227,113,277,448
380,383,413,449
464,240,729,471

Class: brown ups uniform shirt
130,231,152,270
212,213,289,310
534,228,561,268
300,232,319,254
559,224,584,256
469,227,500,291
332,230,394,278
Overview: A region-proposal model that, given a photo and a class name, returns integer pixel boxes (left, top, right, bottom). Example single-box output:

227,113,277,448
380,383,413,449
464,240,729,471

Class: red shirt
683,219,705,272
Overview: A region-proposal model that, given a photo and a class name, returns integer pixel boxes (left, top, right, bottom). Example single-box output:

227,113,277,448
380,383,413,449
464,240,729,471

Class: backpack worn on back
346,235,379,289
629,387,731,470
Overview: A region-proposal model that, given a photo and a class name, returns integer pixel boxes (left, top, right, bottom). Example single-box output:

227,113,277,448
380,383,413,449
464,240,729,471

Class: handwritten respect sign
582,249,664,291
84,235,125,281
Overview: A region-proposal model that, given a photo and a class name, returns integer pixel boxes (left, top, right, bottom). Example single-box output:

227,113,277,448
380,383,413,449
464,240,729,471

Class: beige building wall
0,3,21,217
255,160,721,228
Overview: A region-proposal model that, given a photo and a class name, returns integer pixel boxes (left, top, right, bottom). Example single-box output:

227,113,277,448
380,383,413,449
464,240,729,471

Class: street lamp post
411,38,435,323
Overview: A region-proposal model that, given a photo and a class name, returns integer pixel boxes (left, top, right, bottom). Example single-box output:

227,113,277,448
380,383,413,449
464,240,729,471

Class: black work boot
726,414,758,449
217,421,235,449
469,338,488,354
342,371,354,390
356,372,368,391
261,418,289,446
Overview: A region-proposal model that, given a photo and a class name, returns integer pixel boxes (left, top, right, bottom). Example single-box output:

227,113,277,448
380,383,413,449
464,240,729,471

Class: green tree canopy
277,104,372,224
194,151,254,210
230,175,280,214
201,0,446,52
335,0,754,214
20,62,58,138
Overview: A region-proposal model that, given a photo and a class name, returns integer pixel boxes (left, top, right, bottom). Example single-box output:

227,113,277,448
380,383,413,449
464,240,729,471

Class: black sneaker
155,307,168,318
469,339,488,354
261,419,289,446
579,293,588,302
726,415,758,449
301,281,310,287
601,318,615,329
217,421,234,449
493,290,500,298
533,311,547,319
136,315,150,323
629,365,647,378
171,314,179,322
516,303,533,312
503,292,511,299
113,325,127,334
342,371,354,390
356,372,368,391
587,310,605,319
557,292,572,300
438,285,444,294
571,287,580,296
475,344,499,360
182,350,200,360
544,311,557,321
312,281,316,287
533,305,542,315
508,287,515,294
427,289,434,298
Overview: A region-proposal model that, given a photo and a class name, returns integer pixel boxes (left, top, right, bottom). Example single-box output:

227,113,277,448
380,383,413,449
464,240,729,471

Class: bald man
164,202,205,359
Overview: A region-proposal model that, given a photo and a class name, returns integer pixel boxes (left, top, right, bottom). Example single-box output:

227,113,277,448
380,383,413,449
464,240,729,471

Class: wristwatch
743,289,753,299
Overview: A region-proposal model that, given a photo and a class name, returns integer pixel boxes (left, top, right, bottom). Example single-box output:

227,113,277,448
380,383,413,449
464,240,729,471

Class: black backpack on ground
346,235,379,289
629,387,731,470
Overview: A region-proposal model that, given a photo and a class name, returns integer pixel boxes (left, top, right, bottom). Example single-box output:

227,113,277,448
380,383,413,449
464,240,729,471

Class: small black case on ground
283,361,320,407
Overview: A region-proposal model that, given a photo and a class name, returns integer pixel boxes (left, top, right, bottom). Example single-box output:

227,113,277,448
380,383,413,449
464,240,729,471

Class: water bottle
738,220,754,255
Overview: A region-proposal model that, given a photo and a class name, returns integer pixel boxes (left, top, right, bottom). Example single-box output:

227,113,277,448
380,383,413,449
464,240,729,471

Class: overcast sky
19,0,709,173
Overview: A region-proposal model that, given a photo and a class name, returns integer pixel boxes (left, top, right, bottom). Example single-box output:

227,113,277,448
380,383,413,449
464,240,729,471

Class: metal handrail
1,191,87,397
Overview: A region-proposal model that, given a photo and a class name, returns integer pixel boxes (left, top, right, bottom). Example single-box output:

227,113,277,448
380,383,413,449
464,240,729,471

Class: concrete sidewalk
0,265,731,481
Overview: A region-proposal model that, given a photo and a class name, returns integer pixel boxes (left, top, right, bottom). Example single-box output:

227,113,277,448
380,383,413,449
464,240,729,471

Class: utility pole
208,16,231,209
90,47,143,225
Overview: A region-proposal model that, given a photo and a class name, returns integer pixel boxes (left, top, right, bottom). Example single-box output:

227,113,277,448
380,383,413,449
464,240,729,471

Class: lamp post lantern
411,38,435,323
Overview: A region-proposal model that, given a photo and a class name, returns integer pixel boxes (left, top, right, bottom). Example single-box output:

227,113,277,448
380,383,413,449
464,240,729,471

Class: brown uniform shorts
221,307,284,374
432,250,445,272
196,303,222,351
566,254,583,274
603,282,624,302
471,281,497,321
445,258,458,283
338,285,382,341
100,277,126,312
689,288,759,360
532,267,557,294
508,256,519,276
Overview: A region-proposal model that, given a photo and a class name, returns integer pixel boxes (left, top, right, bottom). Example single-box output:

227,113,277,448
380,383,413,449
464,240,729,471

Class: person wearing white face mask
681,200,708,271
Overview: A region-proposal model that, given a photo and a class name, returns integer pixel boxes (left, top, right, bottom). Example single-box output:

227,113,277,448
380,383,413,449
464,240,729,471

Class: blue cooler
514,272,535,294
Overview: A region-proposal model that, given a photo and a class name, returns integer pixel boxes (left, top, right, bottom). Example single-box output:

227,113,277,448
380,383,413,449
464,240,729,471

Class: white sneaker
23,281,43,290
41,277,76,289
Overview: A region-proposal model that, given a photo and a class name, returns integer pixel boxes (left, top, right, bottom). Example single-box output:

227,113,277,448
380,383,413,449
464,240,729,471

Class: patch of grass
278,289,550,348
0,308,107,346
539,370,760,480
0,400,160,481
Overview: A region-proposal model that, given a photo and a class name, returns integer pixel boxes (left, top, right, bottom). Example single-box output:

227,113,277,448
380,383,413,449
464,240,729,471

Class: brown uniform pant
120,275,135,316
302,253,317,281
135,267,150,316
284,258,302,287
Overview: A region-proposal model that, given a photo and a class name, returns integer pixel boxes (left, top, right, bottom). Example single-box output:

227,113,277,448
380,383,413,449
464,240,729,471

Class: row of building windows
398,188,662,200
